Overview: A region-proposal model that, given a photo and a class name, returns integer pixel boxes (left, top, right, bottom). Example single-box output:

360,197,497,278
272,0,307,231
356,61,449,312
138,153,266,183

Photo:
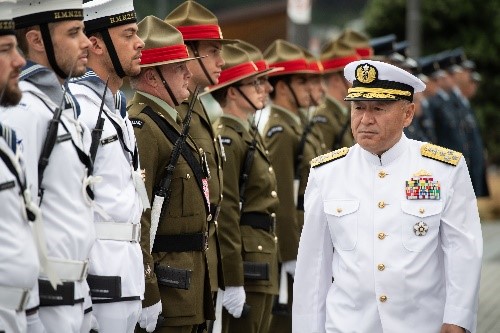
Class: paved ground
477,221,500,333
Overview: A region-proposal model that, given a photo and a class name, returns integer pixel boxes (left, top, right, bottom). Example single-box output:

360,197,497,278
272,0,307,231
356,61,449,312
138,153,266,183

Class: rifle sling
103,112,138,170
332,115,350,151
140,107,208,213
238,140,257,206
0,150,35,221
294,123,312,179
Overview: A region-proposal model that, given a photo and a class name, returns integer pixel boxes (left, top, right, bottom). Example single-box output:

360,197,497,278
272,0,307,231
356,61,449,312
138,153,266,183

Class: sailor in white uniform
1,0,96,332
0,4,40,331
68,0,146,332
293,60,483,333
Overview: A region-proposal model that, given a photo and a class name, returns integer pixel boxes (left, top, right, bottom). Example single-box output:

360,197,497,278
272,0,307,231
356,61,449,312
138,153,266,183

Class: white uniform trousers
39,304,84,333
0,308,26,333
93,301,141,333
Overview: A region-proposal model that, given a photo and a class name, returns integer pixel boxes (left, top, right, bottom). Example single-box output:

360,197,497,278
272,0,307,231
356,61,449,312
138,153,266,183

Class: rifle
332,113,351,151
89,76,110,163
149,85,200,251
238,108,263,209
37,64,75,199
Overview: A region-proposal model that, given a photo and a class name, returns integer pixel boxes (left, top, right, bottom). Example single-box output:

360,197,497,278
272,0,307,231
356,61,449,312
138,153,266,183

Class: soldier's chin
0,86,22,107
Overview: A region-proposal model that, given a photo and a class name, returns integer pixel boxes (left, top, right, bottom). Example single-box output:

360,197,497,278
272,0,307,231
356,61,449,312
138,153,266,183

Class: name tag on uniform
100,134,118,146
56,133,72,143
0,180,15,191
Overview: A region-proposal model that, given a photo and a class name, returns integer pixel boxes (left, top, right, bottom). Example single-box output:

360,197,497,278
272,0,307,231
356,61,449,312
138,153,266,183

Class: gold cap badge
355,63,378,84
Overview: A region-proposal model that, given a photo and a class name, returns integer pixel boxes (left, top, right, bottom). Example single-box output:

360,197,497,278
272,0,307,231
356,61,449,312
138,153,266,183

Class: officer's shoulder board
420,143,462,166
311,147,349,168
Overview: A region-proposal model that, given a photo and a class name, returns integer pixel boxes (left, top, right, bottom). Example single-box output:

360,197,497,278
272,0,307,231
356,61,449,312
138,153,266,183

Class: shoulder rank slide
311,147,349,168
420,143,462,166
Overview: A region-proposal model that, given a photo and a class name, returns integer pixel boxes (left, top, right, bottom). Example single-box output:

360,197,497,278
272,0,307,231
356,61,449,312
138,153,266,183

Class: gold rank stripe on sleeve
420,143,462,166
310,147,349,168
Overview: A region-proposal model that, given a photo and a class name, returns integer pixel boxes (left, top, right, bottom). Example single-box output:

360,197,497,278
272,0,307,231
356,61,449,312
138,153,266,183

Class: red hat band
269,59,309,74
309,60,324,73
140,44,190,66
254,60,269,71
219,61,258,85
177,24,223,41
322,55,360,72
356,47,374,58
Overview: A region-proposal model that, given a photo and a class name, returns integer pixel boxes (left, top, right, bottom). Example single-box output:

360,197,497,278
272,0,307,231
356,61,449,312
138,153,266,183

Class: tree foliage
364,0,500,164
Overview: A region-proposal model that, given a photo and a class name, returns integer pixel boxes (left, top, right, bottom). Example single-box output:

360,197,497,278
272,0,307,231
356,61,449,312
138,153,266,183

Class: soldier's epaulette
310,147,349,168
421,143,462,166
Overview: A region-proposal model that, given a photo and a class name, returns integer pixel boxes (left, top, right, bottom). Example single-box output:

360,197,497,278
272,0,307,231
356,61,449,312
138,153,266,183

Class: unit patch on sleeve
130,119,144,129
421,143,462,166
266,125,284,138
219,136,232,146
310,147,349,168
312,115,328,124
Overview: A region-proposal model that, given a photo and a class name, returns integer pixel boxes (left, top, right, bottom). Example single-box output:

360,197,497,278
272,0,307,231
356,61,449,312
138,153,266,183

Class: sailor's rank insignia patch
406,175,440,200
310,147,349,168
266,125,283,138
421,143,462,166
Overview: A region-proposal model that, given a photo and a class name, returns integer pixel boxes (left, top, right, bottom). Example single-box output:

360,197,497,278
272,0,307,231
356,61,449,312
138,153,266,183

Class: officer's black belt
297,195,304,211
240,212,274,232
152,232,208,253
155,265,192,290
87,274,122,300
38,279,84,306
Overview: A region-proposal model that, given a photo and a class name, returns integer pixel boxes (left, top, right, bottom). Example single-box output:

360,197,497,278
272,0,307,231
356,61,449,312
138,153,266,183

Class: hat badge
355,63,378,84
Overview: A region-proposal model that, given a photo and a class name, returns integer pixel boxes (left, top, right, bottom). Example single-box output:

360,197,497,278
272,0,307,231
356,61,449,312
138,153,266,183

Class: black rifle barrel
89,77,110,163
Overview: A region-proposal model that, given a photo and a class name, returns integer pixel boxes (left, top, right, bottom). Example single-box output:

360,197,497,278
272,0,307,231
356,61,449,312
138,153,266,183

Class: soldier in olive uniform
337,28,373,59
128,17,214,333
314,38,358,151
165,0,235,298
207,44,280,333
262,39,314,333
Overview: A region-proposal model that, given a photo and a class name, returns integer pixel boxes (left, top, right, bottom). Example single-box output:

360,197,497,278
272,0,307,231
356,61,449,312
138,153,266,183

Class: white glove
222,286,246,318
27,311,47,333
139,301,162,332
282,260,297,278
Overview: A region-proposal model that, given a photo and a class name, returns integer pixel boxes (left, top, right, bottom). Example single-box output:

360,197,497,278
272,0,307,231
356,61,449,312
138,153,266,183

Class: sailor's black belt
38,279,84,306
152,232,208,253
297,195,304,211
87,274,122,300
240,212,275,232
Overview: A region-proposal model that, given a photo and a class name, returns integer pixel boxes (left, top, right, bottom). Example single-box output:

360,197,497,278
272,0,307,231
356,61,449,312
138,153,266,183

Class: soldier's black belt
243,261,269,281
240,212,274,232
87,274,122,300
155,265,192,290
297,195,304,211
38,279,84,306
152,232,208,253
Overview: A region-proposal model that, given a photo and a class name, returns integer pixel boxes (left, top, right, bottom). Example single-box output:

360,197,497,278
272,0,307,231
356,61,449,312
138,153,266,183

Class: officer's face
51,20,91,78
0,35,25,106
155,61,192,107
107,23,144,77
351,100,415,155
187,41,224,88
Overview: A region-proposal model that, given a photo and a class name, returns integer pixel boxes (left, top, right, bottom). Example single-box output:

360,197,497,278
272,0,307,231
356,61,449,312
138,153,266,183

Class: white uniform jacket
69,72,145,301
0,63,95,308
0,124,39,333
293,135,483,333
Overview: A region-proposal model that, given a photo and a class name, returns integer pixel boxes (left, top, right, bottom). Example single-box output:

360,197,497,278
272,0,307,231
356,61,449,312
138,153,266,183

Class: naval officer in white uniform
292,60,482,333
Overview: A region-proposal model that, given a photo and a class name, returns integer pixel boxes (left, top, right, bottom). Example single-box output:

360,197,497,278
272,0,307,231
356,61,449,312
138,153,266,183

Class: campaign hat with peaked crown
205,44,272,94
83,0,137,34
338,28,373,59
137,15,199,68
300,47,323,74
344,60,425,102
320,38,360,74
263,39,314,77
235,39,283,76
164,0,234,44
0,0,16,35
13,0,84,29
